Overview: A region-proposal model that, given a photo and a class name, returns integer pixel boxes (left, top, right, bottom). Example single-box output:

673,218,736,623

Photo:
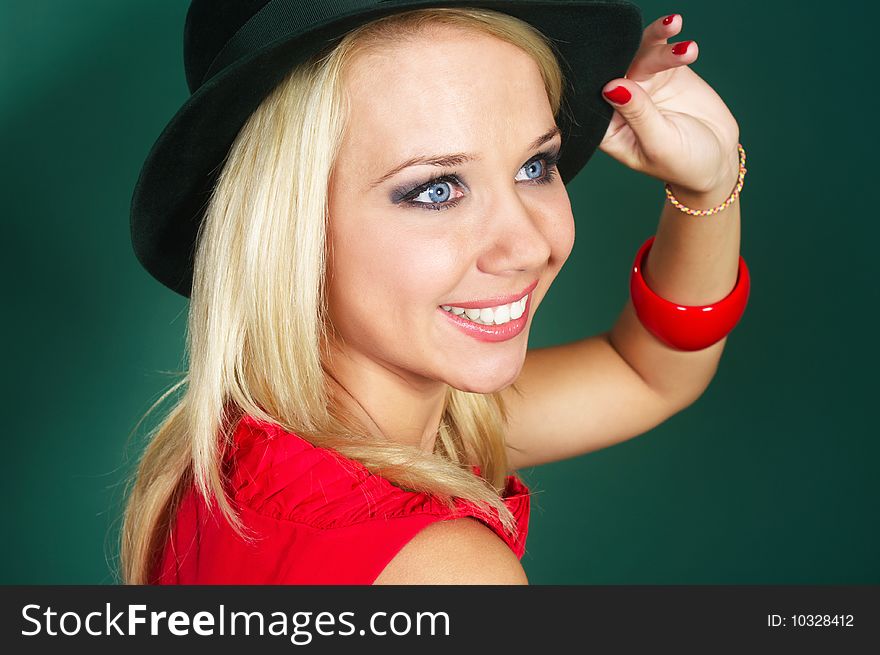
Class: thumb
600,79,668,165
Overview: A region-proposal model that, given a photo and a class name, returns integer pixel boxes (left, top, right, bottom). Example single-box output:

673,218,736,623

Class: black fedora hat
130,0,643,298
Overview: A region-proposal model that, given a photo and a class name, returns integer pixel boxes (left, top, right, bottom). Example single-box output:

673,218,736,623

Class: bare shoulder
372,517,529,585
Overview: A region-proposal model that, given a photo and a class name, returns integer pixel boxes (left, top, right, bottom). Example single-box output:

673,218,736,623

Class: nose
476,188,553,275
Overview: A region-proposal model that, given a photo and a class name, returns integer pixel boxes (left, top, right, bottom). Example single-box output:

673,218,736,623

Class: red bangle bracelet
629,236,751,351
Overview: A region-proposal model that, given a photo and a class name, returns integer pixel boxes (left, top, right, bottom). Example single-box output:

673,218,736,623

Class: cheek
327,214,463,324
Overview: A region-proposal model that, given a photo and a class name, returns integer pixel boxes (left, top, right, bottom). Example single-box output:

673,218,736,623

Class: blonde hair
119,7,566,585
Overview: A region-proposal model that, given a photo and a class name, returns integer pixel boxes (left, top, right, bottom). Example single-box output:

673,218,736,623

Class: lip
442,279,539,310
439,292,532,343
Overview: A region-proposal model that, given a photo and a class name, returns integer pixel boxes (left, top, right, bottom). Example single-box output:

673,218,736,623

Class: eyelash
396,148,562,212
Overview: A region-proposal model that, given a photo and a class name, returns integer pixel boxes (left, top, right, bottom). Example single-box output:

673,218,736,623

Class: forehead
340,27,553,159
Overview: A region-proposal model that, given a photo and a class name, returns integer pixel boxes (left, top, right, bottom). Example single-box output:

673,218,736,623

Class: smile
437,282,535,343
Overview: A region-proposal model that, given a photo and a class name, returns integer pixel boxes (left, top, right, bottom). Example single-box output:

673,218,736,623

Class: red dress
154,414,531,584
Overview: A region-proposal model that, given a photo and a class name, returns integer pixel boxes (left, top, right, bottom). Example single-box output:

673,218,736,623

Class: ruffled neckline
224,414,531,557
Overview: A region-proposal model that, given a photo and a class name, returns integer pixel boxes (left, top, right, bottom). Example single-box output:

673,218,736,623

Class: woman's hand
599,14,741,203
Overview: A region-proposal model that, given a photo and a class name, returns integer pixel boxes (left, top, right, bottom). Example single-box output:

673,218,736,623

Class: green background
2,1,877,584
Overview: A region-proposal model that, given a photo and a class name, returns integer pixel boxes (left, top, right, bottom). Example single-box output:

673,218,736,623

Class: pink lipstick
438,286,534,343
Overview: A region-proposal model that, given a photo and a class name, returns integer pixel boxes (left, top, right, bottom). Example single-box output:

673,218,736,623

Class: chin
446,362,523,395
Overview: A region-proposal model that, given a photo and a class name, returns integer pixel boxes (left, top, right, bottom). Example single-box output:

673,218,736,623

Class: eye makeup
391,146,563,212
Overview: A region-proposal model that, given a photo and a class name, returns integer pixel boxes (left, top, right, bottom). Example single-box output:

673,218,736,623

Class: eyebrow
369,125,561,189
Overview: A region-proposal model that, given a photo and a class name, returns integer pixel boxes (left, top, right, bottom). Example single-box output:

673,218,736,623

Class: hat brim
131,0,643,297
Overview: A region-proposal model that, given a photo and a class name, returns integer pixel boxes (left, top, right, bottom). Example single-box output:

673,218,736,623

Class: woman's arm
373,518,528,585
500,14,744,471
607,146,742,402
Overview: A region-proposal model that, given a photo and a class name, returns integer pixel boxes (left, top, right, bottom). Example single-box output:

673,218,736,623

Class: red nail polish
662,14,676,25
603,86,631,105
672,40,692,55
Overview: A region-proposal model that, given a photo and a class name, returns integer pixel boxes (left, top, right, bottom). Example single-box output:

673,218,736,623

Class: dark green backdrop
3,1,877,584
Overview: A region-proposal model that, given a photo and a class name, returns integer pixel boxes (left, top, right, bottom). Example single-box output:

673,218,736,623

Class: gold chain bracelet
664,143,747,216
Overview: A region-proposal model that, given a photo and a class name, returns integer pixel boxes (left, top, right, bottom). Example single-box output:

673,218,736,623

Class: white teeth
509,299,523,320
493,304,510,324
442,294,529,326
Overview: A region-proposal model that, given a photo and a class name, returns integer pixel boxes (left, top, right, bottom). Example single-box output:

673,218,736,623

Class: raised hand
599,13,741,204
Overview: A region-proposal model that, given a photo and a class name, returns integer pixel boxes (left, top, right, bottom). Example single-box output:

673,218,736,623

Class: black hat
130,0,643,298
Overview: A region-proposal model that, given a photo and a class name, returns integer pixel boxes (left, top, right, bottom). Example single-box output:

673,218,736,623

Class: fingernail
603,86,631,105
672,40,692,55
662,14,676,25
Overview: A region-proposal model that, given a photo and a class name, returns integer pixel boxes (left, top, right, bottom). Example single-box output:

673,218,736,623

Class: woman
122,0,748,585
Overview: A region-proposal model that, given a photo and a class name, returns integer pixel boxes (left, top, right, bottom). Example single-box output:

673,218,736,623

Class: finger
626,14,686,80
600,79,669,165
627,39,699,81
640,13,682,47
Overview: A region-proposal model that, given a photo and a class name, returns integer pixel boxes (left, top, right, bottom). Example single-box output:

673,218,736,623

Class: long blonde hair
119,7,566,584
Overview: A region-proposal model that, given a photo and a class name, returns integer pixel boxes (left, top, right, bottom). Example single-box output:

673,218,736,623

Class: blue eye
414,181,454,205
521,159,544,180
396,148,562,212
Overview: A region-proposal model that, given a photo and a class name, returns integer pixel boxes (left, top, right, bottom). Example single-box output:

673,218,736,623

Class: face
325,27,575,394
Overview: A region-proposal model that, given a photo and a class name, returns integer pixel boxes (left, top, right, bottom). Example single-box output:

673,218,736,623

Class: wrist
667,145,742,211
